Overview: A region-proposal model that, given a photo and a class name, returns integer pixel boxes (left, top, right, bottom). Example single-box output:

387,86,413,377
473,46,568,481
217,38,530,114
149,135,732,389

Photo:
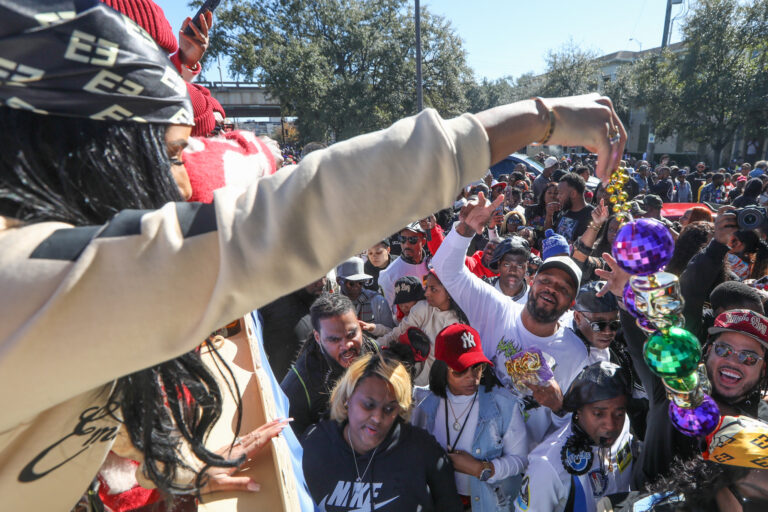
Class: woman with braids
302,353,462,511
0,3,629,509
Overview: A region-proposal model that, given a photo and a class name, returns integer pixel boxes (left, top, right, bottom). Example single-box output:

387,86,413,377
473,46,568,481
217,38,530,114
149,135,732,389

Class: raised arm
431,196,521,342
3,95,627,428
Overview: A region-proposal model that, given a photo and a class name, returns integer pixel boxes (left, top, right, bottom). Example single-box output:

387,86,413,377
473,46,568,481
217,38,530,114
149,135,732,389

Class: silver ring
609,133,621,145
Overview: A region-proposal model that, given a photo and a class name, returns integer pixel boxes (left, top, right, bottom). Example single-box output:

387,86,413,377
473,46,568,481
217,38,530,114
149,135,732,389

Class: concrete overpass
200,81,282,118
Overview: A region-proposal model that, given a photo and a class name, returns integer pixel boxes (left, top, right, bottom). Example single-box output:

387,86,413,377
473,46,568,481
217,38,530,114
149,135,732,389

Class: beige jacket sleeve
0,109,490,428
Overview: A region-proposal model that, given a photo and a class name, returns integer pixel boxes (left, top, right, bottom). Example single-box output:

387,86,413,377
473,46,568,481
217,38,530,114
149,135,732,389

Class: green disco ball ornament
643,327,701,379
663,371,699,393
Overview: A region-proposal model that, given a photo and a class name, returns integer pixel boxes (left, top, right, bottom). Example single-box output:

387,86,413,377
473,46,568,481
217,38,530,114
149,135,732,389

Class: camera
735,207,768,231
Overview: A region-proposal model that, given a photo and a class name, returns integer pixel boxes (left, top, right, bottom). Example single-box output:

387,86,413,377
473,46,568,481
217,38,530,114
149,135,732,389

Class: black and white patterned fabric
0,0,192,125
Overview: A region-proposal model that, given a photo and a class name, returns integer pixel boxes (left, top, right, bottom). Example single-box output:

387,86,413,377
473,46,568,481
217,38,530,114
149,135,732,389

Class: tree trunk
711,143,726,169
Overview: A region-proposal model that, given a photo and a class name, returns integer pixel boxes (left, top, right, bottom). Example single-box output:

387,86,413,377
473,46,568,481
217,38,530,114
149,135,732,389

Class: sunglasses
341,278,372,287
713,341,763,366
589,320,621,332
400,235,421,245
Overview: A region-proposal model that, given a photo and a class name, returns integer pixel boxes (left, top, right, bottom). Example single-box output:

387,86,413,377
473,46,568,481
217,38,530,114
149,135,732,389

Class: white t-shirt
378,255,429,314
432,229,588,444
434,391,480,495
515,417,634,512
494,279,529,305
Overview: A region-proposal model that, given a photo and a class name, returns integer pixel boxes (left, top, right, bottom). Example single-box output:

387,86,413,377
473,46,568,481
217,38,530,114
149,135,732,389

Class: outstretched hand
545,94,626,184
477,93,626,185
595,252,631,299
457,192,505,236
199,418,291,496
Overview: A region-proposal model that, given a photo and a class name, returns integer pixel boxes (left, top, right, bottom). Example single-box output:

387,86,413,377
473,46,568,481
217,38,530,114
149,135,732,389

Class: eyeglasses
589,320,621,332
341,278,372,287
449,363,486,377
713,341,763,366
400,235,421,245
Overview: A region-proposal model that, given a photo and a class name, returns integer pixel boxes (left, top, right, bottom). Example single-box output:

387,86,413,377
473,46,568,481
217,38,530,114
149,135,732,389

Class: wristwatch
478,461,494,482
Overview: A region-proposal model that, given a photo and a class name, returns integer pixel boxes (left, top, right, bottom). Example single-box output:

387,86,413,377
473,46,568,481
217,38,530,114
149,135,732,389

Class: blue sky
155,0,689,81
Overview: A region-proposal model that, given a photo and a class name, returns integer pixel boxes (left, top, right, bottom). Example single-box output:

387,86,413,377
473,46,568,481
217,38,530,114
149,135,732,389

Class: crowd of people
3,1,768,512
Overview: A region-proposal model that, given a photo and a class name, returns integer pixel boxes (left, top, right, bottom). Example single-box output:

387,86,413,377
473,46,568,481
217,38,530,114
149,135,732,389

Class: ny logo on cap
461,332,476,350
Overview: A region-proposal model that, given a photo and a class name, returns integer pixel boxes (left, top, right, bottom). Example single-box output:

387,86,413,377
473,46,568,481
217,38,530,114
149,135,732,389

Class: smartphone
183,0,221,36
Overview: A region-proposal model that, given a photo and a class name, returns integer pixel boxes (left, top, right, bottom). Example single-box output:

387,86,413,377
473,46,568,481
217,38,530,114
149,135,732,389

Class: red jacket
427,226,497,279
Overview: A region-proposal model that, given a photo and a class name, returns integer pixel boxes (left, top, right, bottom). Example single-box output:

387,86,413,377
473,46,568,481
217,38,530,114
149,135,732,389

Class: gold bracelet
532,97,555,145
588,221,602,231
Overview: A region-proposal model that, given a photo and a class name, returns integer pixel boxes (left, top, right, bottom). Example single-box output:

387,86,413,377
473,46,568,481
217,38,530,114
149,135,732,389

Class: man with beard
555,174,594,243
515,362,636,512
599,257,768,487
379,222,430,314
281,293,377,437
487,236,531,303
432,193,588,445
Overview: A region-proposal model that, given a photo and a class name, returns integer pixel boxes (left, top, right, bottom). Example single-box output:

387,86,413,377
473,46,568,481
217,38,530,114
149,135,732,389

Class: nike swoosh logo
349,495,399,512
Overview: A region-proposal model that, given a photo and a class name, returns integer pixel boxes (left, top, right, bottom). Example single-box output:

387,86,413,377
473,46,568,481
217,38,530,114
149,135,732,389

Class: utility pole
647,0,681,165
415,0,423,112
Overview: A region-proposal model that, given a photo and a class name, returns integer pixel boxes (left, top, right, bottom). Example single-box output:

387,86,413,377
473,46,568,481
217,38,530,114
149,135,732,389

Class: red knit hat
100,0,178,54
187,83,226,137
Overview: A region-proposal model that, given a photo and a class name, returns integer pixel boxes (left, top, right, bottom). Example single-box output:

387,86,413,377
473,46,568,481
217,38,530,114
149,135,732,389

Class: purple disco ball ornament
668,394,720,437
612,219,675,276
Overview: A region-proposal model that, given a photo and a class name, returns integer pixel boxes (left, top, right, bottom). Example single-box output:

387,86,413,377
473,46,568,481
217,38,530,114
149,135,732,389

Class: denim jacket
412,386,524,511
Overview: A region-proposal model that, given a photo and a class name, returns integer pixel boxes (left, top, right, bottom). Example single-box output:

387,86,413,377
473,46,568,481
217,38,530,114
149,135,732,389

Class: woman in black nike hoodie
302,353,462,512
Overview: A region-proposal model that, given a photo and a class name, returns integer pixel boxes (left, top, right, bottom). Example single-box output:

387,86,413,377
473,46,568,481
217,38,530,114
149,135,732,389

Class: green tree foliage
464,77,515,113
631,0,768,165
601,63,636,128
538,40,600,98
204,0,472,142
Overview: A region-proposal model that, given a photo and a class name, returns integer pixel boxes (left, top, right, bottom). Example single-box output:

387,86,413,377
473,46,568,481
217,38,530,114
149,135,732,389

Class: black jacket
679,238,730,343
302,419,462,512
281,336,378,437
621,309,768,489
259,287,318,381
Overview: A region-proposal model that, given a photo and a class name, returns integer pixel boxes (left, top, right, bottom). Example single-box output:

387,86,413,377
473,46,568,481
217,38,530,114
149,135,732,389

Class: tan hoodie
0,109,489,510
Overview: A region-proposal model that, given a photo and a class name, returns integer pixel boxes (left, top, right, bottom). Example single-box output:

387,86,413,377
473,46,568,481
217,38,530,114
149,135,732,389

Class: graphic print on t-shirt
556,216,578,242
318,480,399,511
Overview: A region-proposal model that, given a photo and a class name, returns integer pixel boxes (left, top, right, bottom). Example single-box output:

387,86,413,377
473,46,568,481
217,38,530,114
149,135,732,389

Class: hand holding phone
183,0,221,36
